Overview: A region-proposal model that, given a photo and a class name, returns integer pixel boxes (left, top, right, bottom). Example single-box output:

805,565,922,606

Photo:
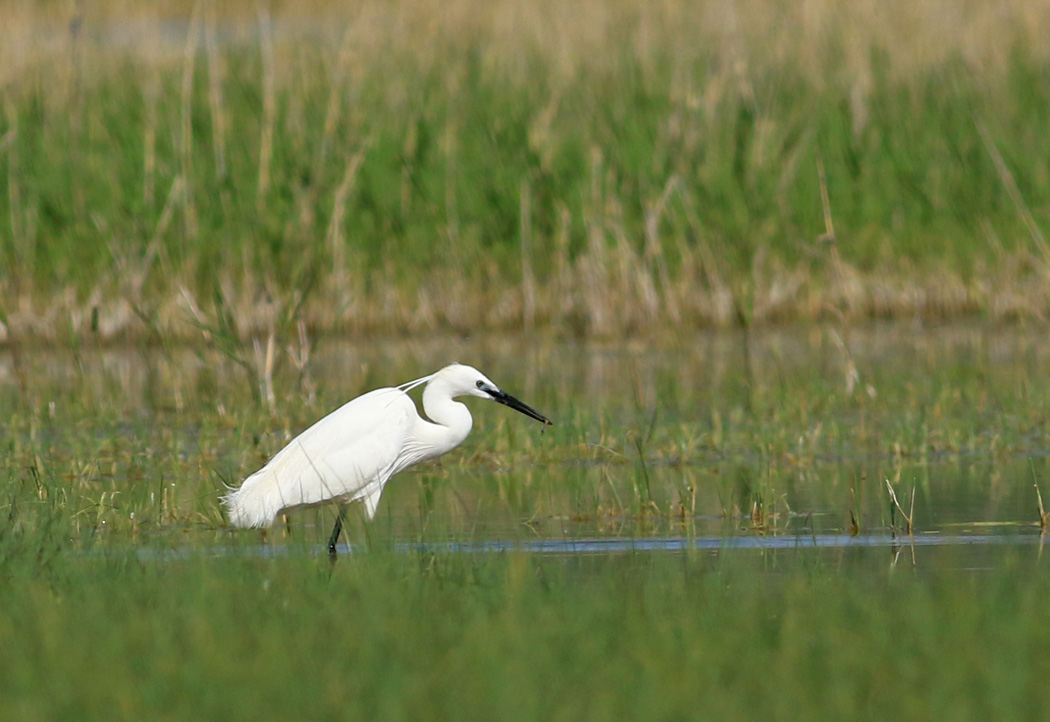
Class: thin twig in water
848,485,860,536
1036,483,1048,533
885,478,914,535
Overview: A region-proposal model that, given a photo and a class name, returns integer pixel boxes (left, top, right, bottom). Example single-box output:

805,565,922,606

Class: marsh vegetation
3,324,1050,719
3,1,1050,719
3,0,1050,341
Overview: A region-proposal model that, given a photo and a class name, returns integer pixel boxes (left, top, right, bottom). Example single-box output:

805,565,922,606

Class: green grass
1,535,1048,721
3,1,1050,340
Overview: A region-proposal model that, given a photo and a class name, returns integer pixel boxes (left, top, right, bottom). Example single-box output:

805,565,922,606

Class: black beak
485,386,553,426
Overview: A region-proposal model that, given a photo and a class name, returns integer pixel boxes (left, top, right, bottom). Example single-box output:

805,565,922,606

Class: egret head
436,363,552,426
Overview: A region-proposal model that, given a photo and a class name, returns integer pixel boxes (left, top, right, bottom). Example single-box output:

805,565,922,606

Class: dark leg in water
327,505,348,560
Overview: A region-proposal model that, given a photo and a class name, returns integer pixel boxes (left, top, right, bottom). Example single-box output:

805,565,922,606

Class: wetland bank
4,0,1050,719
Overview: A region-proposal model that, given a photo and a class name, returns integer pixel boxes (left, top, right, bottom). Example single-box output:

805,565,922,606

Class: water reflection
3,320,1050,567
129,531,1046,576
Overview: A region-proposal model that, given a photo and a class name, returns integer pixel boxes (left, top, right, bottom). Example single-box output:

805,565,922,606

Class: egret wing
225,388,416,526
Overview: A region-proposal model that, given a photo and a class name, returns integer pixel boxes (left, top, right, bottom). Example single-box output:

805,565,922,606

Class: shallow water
3,321,1050,570
129,524,1046,579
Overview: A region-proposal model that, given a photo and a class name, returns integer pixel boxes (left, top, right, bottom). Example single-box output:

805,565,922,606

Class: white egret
223,363,552,555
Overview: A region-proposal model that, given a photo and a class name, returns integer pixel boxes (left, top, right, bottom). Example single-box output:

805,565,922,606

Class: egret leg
327,505,348,560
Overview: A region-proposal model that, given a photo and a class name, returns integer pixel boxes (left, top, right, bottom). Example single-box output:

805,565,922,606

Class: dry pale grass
4,239,1048,345
6,0,1046,89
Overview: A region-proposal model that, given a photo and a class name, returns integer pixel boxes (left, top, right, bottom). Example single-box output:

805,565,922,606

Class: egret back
223,388,418,527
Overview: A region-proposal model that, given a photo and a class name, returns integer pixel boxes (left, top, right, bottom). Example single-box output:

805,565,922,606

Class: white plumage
223,363,551,534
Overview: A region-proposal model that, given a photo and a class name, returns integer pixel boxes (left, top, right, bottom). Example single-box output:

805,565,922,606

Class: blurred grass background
2,0,1050,343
